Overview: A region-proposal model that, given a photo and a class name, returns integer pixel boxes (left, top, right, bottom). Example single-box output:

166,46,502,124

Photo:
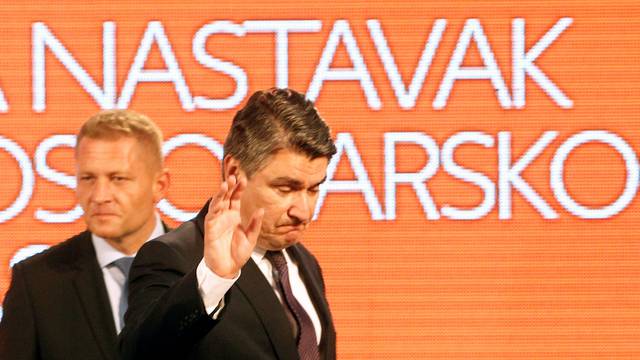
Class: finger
209,181,229,215
229,176,247,211
244,208,264,246
231,208,263,264
223,175,238,203
213,175,236,213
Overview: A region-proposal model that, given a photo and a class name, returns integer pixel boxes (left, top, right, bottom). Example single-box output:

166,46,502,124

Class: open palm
203,175,264,279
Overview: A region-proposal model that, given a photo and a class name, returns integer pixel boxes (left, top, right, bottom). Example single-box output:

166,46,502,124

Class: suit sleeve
0,263,38,360
119,240,218,360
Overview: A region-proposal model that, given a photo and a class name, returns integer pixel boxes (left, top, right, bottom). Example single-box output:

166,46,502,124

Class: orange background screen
0,1,638,358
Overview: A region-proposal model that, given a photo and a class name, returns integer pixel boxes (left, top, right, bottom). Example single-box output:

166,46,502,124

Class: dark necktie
108,256,134,332
265,250,320,360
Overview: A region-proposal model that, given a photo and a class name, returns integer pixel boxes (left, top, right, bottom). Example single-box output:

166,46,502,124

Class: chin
88,224,122,240
282,233,303,247
261,234,301,250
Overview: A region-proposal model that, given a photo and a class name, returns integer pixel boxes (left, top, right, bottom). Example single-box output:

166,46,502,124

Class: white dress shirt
92,212,165,333
196,247,322,344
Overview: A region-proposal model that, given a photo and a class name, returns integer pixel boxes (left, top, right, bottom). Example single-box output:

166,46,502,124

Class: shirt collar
251,246,267,265
92,212,165,268
251,245,295,265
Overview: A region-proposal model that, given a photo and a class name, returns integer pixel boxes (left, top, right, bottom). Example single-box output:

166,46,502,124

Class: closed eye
276,185,293,193
112,175,130,182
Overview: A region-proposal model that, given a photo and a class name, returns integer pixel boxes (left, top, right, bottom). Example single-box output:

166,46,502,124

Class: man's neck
105,215,159,255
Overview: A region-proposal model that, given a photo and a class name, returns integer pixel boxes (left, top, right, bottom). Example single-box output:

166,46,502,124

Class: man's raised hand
203,175,264,279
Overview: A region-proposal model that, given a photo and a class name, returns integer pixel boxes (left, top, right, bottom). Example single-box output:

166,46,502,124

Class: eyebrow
271,176,327,189
77,170,131,177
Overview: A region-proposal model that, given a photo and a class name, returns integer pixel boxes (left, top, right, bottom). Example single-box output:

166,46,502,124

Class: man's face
236,149,328,251
76,136,165,246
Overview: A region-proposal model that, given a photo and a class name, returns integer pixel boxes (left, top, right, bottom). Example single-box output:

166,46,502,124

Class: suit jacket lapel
236,259,299,360
71,232,118,360
194,200,323,359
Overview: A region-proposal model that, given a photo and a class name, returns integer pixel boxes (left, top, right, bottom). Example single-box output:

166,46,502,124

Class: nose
287,192,312,225
91,178,113,204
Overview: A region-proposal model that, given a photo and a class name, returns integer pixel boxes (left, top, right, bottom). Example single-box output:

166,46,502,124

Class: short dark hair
224,88,336,177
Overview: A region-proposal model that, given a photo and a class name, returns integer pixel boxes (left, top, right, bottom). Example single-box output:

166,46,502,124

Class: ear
223,156,243,180
152,168,171,203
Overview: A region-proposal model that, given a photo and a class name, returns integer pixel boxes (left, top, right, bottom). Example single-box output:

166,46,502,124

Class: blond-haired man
0,110,170,360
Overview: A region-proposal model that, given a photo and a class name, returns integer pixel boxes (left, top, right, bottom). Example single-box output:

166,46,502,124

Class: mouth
91,213,118,218
276,224,306,233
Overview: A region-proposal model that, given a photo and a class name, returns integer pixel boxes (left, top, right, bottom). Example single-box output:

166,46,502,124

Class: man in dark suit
120,88,337,360
0,110,170,360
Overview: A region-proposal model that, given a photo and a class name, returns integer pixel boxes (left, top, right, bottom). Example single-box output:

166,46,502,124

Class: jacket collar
70,231,119,360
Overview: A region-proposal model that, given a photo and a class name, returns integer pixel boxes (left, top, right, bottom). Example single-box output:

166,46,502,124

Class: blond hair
77,110,163,170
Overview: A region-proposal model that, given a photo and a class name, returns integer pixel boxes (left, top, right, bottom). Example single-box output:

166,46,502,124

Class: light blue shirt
92,212,165,333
